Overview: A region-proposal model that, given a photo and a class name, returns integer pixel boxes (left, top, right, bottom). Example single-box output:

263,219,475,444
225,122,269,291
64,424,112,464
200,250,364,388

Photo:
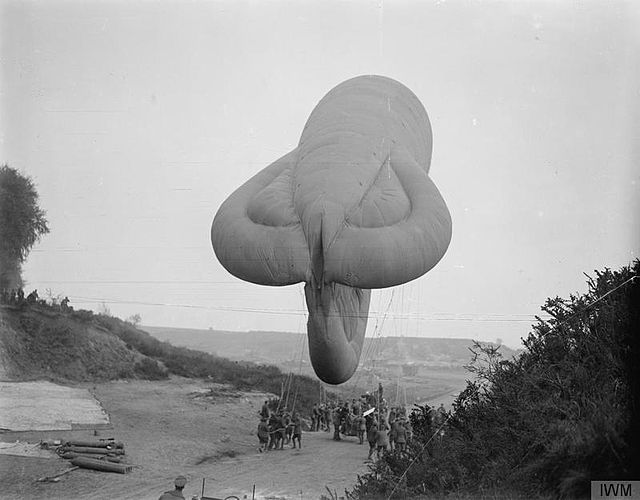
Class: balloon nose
312,352,359,385
304,282,370,385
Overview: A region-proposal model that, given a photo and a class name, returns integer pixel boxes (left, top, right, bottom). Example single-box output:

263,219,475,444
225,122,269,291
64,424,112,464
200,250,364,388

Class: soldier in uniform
283,410,292,445
404,419,413,443
376,419,390,459
436,403,447,425
367,421,378,460
267,414,278,450
357,413,366,445
395,418,407,453
275,411,286,449
260,400,270,420
159,475,187,499
332,407,342,441
311,403,320,431
291,411,302,449
324,404,331,431
257,418,269,452
26,289,38,304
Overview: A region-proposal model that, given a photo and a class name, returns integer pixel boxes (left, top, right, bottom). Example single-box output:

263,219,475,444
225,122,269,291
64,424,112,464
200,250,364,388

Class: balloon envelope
212,75,452,384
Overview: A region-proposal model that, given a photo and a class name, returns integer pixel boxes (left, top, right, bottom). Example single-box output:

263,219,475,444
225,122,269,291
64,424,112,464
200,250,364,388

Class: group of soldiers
307,394,419,460
255,391,449,462
1,287,36,305
0,288,71,311
313,396,450,461
256,400,303,452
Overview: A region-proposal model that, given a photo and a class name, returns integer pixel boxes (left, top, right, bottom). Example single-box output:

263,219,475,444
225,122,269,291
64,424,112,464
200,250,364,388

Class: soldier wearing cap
159,475,187,499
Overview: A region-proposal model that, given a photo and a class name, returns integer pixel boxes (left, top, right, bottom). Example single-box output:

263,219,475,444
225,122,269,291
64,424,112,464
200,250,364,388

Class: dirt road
1,378,372,500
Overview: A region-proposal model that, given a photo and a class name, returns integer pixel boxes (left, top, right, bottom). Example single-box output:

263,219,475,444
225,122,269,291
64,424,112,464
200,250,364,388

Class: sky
1,0,639,349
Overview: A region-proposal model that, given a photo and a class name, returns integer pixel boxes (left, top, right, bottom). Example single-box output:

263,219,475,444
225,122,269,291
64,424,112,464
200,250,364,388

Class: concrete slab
0,381,110,431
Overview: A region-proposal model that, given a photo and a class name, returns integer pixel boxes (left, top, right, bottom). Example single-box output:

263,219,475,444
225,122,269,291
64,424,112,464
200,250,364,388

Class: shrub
348,261,639,499
134,357,167,380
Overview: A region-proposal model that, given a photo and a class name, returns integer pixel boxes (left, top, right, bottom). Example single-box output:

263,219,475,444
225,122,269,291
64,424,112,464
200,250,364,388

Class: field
0,378,373,500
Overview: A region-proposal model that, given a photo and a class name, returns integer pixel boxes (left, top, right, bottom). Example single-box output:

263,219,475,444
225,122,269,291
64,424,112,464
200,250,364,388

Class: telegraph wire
66,294,552,322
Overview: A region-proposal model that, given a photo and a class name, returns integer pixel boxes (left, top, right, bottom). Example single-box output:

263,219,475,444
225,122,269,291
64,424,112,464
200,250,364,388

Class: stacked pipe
56,439,132,473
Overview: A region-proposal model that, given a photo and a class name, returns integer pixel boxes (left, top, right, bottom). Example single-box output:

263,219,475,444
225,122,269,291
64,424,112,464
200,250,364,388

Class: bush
348,261,639,499
134,357,167,380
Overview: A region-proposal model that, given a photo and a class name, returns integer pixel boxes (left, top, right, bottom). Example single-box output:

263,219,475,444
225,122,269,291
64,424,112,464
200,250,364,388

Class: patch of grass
194,448,239,465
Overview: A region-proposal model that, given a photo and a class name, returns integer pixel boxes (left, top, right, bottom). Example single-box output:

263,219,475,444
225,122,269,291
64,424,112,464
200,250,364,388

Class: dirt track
0,378,372,500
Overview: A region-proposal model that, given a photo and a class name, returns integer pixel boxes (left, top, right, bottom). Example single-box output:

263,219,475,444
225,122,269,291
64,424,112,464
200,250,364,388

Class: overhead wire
65,293,550,322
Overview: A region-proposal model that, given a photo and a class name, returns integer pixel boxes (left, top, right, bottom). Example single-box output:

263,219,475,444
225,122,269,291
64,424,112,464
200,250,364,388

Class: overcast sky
2,0,638,349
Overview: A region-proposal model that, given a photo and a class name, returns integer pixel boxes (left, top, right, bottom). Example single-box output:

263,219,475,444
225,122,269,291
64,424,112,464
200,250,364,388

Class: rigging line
368,290,394,354
289,287,307,411
360,293,383,365
283,371,294,410
351,289,396,392
294,286,307,375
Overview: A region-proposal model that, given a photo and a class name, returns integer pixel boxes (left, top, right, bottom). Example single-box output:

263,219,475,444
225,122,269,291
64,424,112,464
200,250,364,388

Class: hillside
0,304,158,381
0,303,323,413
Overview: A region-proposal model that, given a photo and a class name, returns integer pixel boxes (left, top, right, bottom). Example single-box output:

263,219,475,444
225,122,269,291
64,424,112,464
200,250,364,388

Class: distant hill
144,326,518,405
144,326,519,369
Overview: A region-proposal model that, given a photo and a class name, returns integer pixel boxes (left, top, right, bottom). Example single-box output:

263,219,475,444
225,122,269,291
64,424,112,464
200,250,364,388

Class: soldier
332,407,342,441
395,418,407,453
61,296,70,311
389,415,397,451
404,419,413,444
159,475,187,499
275,411,285,449
376,419,390,459
354,398,362,417
257,418,269,453
310,404,317,431
323,404,331,431
357,414,366,445
291,411,302,449
267,414,279,450
366,421,378,460
26,289,38,304
283,411,292,445
260,400,270,420
436,403,447,425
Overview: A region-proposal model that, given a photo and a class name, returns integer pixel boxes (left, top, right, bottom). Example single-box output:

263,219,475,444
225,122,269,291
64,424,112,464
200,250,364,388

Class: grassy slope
0,303,323,413
0,304,149,381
